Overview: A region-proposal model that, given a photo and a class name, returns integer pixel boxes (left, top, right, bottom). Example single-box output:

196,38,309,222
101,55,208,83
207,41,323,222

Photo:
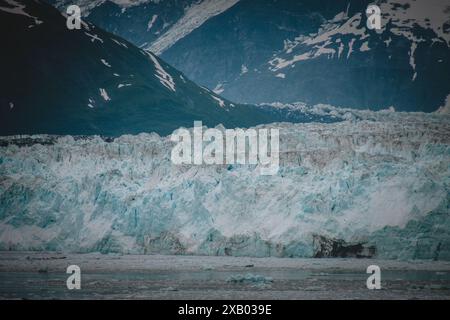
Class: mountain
1,0,450,261
49,0,240,53
0,0,304,137
1,110,449,259
58,0,450,112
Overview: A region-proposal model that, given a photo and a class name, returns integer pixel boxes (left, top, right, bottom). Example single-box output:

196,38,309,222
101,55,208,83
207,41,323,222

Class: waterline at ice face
0,113,449,259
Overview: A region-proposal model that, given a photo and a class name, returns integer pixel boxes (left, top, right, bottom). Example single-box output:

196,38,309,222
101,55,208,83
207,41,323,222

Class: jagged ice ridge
0,111,449,259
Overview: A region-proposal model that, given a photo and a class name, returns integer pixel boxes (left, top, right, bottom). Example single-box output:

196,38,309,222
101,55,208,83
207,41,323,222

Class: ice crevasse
0,112,449,260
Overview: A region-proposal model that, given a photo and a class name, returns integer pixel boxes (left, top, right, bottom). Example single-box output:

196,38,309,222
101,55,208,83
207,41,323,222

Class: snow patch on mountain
211,95,225,108
99,88,110,101
0,0,42,25
148,0,240,55
240,65,248,75
213,83,224,95
359,41,370,52
147,14,158,31
84,32,104,43
100,59,111,67
112,0,154,8
380,0,450,45
111,38,128,49
147,51,176,92
269,0,450,77
52,0,155,17
87,97,95,108
269,12,366,71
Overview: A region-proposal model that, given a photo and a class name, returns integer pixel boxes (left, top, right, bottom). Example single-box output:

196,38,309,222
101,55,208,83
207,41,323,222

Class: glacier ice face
0,111,449,259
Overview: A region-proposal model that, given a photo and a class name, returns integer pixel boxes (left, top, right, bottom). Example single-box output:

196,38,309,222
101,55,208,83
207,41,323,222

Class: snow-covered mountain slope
55,0,450,111
48,0,240,52
50,0,156,16
161,0,450,112
0,0,301,136
269,0,450,70
148,0,240,54
1,110,449,259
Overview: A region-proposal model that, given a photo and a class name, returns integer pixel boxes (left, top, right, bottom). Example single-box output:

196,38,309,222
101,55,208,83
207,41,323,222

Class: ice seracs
0,109,448,259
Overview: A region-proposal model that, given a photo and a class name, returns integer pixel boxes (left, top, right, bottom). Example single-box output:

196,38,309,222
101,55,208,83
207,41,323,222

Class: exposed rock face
312,234,376,258
144,232,186,255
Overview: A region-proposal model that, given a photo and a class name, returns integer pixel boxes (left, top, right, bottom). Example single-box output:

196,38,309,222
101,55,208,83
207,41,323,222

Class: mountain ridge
59,0,450,112
0,0,314,136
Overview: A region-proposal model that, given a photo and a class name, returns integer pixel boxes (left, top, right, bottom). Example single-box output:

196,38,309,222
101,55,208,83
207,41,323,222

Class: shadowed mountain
61,0,450,112
0,0,323,136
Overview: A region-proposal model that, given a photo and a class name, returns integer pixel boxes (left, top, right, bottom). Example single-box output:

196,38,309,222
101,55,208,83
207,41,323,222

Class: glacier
0,109,449,260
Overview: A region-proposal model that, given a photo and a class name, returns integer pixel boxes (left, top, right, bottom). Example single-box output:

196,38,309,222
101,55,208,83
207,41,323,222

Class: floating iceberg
227,273,273,286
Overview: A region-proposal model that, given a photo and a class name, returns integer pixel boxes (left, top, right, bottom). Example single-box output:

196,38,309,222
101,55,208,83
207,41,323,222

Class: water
0,253,449,299
1,269,450,299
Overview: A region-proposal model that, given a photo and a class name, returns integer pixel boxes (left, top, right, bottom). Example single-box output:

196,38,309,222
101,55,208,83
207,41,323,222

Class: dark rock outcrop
313,234,376,258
